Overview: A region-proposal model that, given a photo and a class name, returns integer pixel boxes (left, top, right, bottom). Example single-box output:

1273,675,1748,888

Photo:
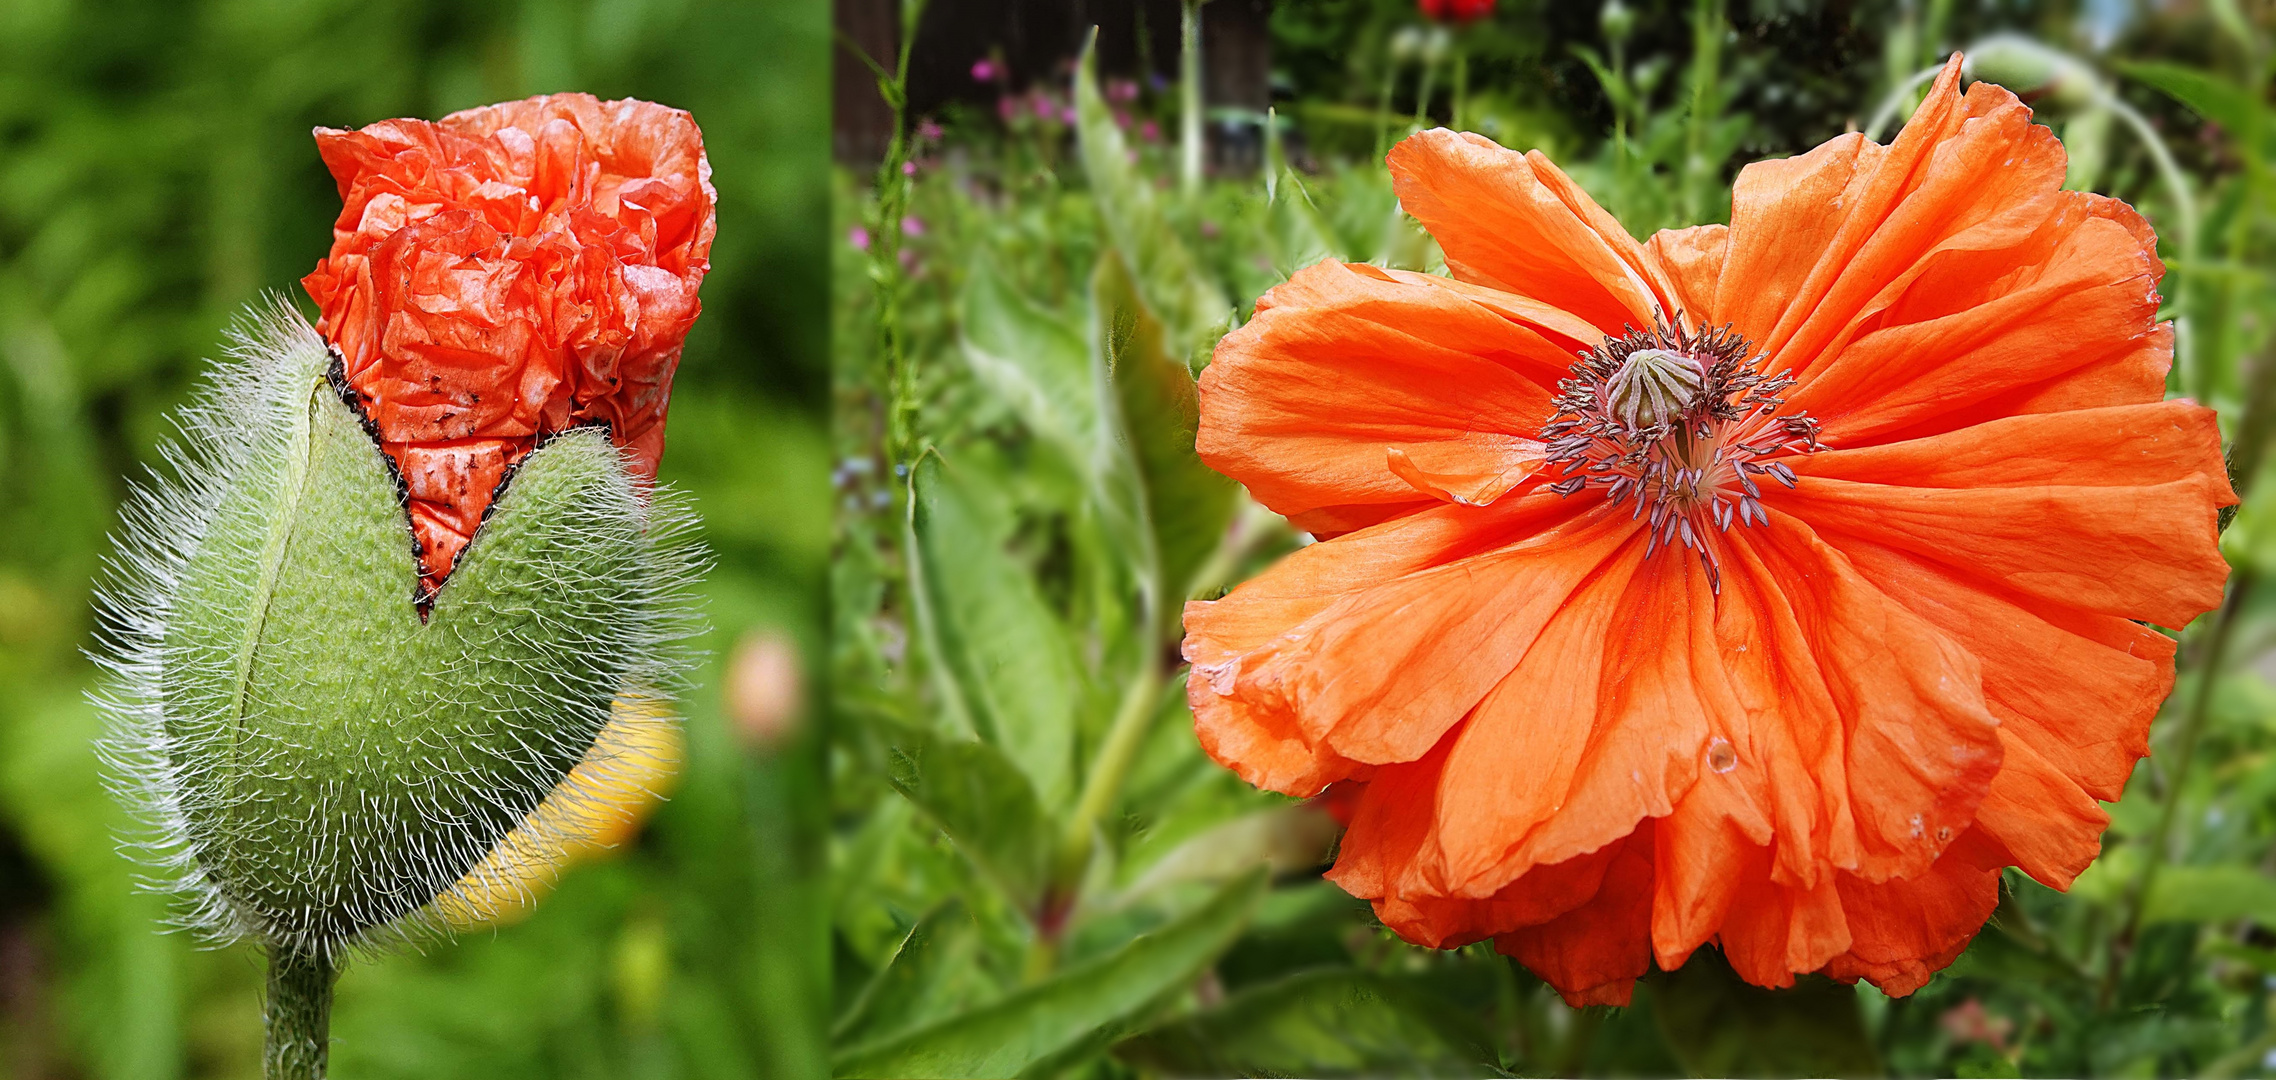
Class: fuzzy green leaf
832,900,979,1047
959,258,1101,465
832,868,1267,1079
904,454,1080,804
1093,251,1239,609
1113,968,1495,1078
1073,33,1229,357
881,725,1052,915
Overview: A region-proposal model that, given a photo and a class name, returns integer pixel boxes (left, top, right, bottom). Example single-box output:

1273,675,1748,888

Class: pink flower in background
848,225,870,251
972,58,999,82
917,119,943,142
1141,119,1160,141
901,216,925,238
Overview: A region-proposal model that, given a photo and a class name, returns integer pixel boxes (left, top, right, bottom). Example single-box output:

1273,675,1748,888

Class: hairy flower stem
263,948,336,1080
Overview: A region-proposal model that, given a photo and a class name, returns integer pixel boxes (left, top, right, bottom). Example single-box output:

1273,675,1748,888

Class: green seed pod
93,302,699,964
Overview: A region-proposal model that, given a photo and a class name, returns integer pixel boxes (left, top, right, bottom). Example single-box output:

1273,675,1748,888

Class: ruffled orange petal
1184,492,1589,793
1420,549,1749,903
1644,224,1728,323
1732,516,2006,885
1821,827,2005,996
1199,262,1580,534
1780,472,2228,629
1329,740,1626,950
1388,130,1677,334
1788,192,2168,446
1494,823,1658,1007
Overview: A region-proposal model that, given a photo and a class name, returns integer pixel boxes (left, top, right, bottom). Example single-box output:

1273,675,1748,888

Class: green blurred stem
2107,567,2255,1004
1864,63,1944,141
1452,47,1468,132
2103,93,2203,396
1681,0,1724,225
1049,663,1168,933
262,948,335,1080
1180,0,1205,198
861,0,925,466
1374,41,1399,161
1411,48,1437,135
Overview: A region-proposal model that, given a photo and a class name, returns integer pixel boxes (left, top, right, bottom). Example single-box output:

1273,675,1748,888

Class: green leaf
881,724,1052,915
959,257,1101,466
1117,805,1338,904
1650,950,1884,1079
833,900,980,1047
1073,32,1229,357
832,869,1268,1079
1114,968,1495,1077
1263,107,1343,281
1092,251,1240,609
2142,864,2276,926
2123,62,2271,153
905,454,1081,804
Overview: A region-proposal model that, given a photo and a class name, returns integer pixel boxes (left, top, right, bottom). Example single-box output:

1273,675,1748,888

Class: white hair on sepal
88,297,707,965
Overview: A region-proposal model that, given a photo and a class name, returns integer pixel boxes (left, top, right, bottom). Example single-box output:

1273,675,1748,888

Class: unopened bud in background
727,629,806,752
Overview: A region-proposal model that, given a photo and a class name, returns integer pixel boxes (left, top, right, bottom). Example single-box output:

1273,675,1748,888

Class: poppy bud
94,95,713,1079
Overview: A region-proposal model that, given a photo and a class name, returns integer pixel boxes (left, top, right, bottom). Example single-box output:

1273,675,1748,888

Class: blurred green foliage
0,1,830,1077
833,1,2276,1076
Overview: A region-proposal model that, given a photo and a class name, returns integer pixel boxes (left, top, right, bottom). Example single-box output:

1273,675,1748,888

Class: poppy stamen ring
1541,318,1823,592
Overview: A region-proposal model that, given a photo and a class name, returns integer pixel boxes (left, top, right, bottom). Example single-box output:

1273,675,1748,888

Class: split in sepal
90,302,702,1070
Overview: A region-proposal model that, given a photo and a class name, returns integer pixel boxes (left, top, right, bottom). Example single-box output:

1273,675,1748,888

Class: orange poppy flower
302,94,716,594
1183,57,2233,1005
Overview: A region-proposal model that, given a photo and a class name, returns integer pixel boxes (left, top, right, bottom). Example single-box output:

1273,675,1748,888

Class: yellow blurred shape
431,693,683,929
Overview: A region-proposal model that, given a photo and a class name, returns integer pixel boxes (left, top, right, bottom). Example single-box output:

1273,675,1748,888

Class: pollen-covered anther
1539,318,1823,592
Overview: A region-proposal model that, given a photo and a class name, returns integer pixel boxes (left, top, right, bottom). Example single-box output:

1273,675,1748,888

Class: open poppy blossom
302,93,717,595
1183,57,2233,1005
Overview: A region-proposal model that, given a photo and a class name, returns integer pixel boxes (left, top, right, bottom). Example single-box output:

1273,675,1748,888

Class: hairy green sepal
98,308,693,964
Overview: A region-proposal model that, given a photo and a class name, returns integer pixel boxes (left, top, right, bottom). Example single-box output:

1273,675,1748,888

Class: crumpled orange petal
302,93,716,594
1185,54,2234,1005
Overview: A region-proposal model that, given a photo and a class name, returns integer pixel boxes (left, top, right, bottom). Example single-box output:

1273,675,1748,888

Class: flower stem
2105,567,2255,1007
1046,660,1168,941
863,0,925,468
263,947,336,1080
1179,0,1205,198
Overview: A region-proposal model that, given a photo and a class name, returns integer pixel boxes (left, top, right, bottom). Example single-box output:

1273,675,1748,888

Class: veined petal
1388,130,1677,334
1778,473,2230,628
1820,828,2006,996
1183,492,1596,794
1493,824,1658,1007
1199,261,1574,533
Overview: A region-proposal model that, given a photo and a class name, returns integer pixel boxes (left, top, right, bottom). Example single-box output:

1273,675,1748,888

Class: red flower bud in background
1418,0,1495,22
301,94,717,594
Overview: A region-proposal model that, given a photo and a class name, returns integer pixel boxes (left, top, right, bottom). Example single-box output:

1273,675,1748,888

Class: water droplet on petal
1706,736,1737,774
